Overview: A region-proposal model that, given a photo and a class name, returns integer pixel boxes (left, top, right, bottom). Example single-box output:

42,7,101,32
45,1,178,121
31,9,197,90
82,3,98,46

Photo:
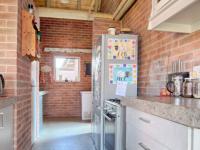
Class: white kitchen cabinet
0,105,13,150
148,0,200,33
81,91,92,120
126,107,200,150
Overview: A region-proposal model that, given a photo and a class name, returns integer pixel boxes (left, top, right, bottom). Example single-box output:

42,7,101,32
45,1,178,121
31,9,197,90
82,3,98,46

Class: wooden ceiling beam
89,0,95,12
113,0,136,20
77,0,81,10
94,0,98,12
45,0,51,7
89,0,101,12
97,0,101,11
38,7,112,20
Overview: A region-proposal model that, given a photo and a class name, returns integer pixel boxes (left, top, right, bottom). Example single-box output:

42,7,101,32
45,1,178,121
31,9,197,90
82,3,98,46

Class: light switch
0,113,3,128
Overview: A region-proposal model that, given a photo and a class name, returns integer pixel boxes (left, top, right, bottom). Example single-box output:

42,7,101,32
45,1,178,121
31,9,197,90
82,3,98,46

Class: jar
108,27,116,35
192,79,200,99
182,78,193,98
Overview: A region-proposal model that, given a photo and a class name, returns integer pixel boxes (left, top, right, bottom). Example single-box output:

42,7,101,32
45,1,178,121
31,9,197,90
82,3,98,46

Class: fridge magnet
109,64,137,84
107,38,136,60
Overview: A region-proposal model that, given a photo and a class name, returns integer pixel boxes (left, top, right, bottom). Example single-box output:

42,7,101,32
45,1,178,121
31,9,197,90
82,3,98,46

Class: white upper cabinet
148,0,200,33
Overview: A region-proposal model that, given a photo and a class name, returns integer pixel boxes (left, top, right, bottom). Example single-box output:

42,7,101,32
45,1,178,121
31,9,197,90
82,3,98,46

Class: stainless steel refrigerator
92,34,138,150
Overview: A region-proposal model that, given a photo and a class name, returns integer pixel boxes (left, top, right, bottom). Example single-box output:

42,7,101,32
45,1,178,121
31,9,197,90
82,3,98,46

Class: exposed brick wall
0,0,18,96
121,0,200,96
15,0,34,149
40,52,91,117
92,18,120,48
0,0,34,149
40,18,92,118
40,18,92,49
100,0,122,14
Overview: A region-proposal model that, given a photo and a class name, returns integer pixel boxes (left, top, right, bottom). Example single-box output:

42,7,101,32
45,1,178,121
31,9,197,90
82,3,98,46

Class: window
55,57,80,82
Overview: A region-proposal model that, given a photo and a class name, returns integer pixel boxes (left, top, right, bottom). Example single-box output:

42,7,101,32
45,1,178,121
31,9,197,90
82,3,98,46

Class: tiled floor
32,118,95,150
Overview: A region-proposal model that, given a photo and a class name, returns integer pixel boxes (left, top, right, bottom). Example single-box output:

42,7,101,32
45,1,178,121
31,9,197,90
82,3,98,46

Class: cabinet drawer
0,106,13,150
126,122,169,150
126,107,191,150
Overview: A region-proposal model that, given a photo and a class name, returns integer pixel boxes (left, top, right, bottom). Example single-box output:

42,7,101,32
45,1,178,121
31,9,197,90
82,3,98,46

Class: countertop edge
122,97,200,129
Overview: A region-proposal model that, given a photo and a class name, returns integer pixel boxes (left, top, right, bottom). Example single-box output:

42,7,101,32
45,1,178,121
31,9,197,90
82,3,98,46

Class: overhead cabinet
148,0,200,33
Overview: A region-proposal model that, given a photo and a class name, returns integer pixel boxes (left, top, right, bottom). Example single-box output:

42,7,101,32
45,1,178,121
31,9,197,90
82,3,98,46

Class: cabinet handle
0,113,4,128
138,142,151,150
139,117,151,124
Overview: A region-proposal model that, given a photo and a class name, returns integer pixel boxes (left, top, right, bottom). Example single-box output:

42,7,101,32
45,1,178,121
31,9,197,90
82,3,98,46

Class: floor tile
32,118,95,150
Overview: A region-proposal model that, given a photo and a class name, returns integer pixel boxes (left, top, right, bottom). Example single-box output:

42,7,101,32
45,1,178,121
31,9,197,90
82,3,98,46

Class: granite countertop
39,91,48,96
0,96,17,109
122,96,200,129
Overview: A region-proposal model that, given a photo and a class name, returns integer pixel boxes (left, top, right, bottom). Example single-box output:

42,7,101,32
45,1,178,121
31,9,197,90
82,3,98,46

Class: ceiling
100,0,122,14
34,0,93,11
34,0,136,21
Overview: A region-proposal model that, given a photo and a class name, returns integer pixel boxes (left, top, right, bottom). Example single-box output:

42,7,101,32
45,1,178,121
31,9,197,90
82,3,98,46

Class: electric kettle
166,75,183,96
0,74,5,96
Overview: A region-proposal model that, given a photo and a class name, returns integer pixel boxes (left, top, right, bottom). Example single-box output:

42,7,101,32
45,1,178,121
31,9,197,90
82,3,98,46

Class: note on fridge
116,81,128,96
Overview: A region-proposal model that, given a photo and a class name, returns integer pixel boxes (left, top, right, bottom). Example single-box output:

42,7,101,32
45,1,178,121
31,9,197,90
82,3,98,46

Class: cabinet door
154,0,177,12
0,106,13,150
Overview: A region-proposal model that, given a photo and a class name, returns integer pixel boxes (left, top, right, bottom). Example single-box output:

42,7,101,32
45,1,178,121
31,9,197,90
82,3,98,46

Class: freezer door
92,108,102,150
92,37,104,150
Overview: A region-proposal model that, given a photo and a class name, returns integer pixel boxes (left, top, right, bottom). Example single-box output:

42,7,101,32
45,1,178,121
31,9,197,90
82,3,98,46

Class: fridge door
92,37,104,150
103,34,138,100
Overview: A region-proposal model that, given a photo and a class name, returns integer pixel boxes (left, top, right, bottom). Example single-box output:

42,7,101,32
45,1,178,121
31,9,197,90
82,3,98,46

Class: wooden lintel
38,7,113,20
44,48,92,53
38,7,93,20
92,12,113,19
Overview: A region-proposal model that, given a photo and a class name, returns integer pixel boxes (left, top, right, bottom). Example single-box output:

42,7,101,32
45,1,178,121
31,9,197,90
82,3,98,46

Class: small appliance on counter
166,72,189,97
0,74,5,96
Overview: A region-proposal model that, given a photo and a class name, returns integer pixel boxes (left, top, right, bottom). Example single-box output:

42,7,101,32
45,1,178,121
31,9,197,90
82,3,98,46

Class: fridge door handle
0,113,4,128
103,114,113,121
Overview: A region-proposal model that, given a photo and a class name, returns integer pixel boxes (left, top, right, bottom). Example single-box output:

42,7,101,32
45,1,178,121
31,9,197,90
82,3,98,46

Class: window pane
55,57,80,82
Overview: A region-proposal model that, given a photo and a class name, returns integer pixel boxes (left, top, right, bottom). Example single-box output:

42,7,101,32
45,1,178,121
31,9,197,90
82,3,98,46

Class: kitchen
0,0,200,150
